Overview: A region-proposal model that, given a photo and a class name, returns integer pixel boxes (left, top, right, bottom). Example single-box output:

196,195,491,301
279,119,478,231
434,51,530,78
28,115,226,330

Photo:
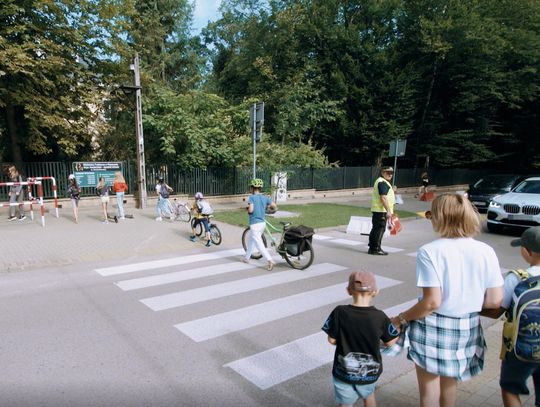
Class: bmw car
466,174,528,212
487,177,540,233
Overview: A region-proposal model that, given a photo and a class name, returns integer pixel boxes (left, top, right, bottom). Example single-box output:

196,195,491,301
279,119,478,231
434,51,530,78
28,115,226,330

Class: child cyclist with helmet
242,178,277,271
189,192,213,247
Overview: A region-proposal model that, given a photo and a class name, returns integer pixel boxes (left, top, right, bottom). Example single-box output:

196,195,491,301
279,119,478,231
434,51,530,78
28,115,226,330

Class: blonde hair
114,171,125,183
430,193,480,238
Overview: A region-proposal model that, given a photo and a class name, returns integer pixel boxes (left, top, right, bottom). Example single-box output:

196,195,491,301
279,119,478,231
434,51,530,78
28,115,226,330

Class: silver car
487,177,540,233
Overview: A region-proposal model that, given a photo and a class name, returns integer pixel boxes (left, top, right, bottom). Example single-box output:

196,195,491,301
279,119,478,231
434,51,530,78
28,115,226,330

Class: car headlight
489,199,501,208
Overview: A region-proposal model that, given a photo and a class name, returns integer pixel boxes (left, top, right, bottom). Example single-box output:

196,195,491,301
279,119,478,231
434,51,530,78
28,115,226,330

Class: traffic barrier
0,180,45,226
27,176,59,218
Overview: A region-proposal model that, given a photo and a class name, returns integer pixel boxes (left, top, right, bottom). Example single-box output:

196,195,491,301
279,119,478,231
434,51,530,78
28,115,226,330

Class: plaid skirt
407,313,486,381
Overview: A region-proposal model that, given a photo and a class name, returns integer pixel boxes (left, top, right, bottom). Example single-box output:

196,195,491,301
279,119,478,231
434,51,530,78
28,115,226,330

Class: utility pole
131,54,147,209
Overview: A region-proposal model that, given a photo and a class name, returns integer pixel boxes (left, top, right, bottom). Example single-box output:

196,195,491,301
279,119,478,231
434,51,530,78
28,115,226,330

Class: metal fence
0,161,505,200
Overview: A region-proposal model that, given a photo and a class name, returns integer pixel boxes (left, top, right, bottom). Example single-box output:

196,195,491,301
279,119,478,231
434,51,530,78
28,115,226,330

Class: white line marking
330,238,364,246
313,234,333,240
175,276,402,342
115,262,254,291
95,249,245,276
406,252,418,257
140,263,346,311
224,299,417,390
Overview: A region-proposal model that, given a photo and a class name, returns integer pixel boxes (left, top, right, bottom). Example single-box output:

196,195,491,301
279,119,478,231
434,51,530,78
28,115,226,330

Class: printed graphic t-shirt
248,194,271,225
322,305,398,385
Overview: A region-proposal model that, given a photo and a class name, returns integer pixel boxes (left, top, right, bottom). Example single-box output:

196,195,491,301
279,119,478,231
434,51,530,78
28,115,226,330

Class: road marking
115,262,254,291
175,275,402,342
224,299,417,390
95,249,244,276
313,234,333,240
140,263,346,311
330,238,364,246
406,252,417,257
379,245,404,253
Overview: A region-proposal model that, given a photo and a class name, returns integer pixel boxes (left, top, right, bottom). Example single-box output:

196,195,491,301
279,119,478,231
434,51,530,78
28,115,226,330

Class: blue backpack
160,183,170,199
502,269,540,362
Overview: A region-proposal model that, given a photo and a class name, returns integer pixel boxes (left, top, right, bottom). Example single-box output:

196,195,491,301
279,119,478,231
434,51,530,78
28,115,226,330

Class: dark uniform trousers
368,212,387,251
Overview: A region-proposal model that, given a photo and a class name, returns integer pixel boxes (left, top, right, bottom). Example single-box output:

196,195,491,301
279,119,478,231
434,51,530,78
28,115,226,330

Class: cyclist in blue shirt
242,178,277,271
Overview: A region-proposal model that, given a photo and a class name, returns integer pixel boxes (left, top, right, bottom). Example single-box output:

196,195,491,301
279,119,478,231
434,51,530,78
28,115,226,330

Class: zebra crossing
94,244,411,391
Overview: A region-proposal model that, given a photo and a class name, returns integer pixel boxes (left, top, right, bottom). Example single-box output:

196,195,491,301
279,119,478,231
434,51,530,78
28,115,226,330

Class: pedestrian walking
112,171,128,220
368,166,395,255
6,164,26,221
242,178,277,271
96,176,113,223
391,193,503,407
322,271,399,407
481,226,540,407
67,174,81,223
154,176,173,221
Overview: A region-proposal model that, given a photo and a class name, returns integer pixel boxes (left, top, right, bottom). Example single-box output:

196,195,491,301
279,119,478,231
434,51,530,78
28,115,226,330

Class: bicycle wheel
209,224,222,245
284,239,314,270
241,227,267,260
191,218,203,236
177,205,191,222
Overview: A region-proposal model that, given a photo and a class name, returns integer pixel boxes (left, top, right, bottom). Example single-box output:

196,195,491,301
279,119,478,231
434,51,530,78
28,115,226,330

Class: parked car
466,174,528,212
486,177,540,233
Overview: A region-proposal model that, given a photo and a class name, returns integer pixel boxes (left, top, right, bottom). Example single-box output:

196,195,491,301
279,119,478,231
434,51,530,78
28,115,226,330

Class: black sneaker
114,216,118,223
18,215,26,221
368,249,388,256
8,216,16,222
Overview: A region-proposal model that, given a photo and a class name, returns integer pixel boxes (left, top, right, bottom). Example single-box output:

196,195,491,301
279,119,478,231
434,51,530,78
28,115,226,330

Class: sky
192,0,222,32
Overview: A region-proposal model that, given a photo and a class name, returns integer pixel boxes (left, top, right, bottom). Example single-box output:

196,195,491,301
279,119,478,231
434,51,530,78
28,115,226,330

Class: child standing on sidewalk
482,226,540,407
322,271,399,407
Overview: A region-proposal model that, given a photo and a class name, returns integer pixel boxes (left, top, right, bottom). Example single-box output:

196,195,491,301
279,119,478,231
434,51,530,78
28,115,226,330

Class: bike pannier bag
284,225,314,254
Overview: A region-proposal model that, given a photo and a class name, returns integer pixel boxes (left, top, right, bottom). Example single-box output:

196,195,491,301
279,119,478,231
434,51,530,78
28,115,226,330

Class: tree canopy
1,0,539,169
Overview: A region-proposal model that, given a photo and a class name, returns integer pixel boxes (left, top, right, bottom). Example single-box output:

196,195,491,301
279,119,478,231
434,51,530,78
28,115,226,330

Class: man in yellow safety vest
368,166,395,255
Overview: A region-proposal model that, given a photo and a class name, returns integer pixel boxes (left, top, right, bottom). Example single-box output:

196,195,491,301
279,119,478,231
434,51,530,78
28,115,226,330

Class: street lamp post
130,54,147,209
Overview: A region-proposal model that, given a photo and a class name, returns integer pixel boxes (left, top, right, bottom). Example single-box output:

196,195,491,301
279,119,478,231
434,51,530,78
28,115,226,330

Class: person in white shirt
391,193,503,407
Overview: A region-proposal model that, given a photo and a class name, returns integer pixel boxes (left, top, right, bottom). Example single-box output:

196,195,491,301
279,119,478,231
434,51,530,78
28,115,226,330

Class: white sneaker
155,217,163,221
120,217,126,220
102,219,109,224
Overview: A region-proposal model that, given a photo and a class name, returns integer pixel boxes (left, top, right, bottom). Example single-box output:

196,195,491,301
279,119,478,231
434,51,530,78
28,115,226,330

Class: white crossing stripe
141,263,346,311
175,275,402,342
95,249,244,276
312,234,333,240
115,262,254,291
224,299,417,390
330,238,364,246
376,245,404,253
406,252,418,257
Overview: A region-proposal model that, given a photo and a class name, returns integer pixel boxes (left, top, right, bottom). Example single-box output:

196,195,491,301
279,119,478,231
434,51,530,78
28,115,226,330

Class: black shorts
500,352,540,405
192,217,210,232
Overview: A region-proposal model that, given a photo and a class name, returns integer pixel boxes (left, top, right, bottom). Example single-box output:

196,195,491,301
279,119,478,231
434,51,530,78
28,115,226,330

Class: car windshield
513,180,540,194
473,175,516,190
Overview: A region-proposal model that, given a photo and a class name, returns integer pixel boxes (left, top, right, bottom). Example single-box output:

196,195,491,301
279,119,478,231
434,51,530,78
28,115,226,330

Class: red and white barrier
26,176,59,218
0,180,45,226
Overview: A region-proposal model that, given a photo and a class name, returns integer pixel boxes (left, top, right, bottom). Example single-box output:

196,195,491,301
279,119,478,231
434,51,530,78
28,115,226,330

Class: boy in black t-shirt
322,271,399,407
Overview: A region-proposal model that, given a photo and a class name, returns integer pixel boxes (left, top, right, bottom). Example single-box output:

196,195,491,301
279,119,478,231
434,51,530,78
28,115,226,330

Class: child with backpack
481,226,540,406
155,176,173,221
189,192,213,247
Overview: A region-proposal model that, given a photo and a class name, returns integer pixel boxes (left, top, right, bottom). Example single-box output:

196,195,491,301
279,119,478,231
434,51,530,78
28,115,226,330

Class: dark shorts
500,352,540,406
192,217,210,232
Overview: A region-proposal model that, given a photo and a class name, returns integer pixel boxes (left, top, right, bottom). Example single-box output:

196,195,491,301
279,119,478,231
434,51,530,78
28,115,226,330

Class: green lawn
215,203,416,229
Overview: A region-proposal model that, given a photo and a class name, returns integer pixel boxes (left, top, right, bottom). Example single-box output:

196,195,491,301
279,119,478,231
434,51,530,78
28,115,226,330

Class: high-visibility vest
371,177,395,212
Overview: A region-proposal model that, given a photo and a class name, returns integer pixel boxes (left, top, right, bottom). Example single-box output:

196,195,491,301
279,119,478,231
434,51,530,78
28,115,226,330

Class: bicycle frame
262,218,290,252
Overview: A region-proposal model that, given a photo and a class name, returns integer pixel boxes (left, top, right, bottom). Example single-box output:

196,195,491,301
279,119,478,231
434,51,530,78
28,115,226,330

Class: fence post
311,167,315,190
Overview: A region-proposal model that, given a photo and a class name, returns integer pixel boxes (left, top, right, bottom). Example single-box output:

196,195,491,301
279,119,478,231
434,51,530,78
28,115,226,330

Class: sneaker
18,215,26,221
8,216,17,222
120,217,126,220
114,216,118,223
241,258,250,264
102,219,109,224
267,261,275,271
205,240,212,247
155,217,163,221
189,236,196,242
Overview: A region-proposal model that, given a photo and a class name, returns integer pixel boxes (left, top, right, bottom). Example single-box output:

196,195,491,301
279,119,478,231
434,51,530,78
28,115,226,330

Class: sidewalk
0,191,530,406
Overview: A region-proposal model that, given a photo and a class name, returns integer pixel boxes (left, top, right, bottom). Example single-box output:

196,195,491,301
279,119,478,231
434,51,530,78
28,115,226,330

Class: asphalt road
0,194,525,406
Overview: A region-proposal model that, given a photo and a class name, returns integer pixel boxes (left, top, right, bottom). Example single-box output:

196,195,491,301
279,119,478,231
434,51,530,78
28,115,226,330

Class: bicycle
191,215,222,245
241,219,314,270
165,198,192,222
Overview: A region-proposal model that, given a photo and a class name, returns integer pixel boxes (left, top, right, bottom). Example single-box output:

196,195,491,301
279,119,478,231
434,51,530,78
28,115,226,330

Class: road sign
249,102,264,142
389,139,407,157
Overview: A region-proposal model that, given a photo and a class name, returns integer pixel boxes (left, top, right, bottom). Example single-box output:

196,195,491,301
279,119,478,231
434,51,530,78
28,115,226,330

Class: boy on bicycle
189,192,213,247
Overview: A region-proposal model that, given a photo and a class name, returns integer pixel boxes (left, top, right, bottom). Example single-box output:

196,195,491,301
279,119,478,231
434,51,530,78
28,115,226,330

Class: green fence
0,161,497,200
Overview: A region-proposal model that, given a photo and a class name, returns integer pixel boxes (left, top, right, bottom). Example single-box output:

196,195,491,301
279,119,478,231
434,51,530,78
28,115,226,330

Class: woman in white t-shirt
392,193,503,407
